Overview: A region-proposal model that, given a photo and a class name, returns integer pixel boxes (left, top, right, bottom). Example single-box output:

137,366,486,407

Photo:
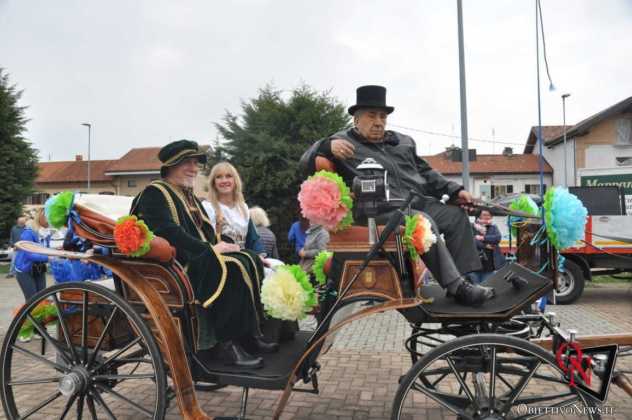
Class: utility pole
457,0,470,190
81,123,92,191
562,93,571,187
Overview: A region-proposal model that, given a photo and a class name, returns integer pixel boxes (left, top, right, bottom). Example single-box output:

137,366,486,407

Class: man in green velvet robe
131,140,277,368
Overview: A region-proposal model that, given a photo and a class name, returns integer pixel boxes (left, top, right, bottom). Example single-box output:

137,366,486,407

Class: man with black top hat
300,85,495,306
131,140,278,368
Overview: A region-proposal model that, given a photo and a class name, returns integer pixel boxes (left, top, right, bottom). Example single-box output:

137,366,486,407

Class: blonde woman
14,209,51,302
202,162,264,255
249,206,279,259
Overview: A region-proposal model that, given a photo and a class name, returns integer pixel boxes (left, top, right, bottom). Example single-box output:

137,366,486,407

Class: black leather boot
221,341,263,369
451,281,495,306
252,335,279,354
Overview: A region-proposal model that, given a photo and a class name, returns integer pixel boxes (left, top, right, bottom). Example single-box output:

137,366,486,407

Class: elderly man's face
165,157,200,188
355,108,388,142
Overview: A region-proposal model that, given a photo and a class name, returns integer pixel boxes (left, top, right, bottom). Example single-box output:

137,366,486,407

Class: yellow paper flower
261,269,310,321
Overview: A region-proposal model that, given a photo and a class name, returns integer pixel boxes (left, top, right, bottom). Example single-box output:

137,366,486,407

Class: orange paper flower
114,215,154,257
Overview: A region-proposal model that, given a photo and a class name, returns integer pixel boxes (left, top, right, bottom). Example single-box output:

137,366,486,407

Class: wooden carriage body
8,192,632,420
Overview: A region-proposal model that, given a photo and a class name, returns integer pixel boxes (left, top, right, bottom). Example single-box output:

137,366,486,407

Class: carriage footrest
401,263,553,323
192,331,312,390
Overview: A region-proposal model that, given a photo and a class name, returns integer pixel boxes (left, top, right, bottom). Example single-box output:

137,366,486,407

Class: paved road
0,276,630,419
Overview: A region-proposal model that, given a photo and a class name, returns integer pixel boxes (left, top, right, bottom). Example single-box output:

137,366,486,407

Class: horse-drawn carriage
2,188,631,420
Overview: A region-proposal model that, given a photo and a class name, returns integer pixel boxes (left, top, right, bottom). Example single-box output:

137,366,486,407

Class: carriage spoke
86,307,119,368
430,371,449,387
489,346,497,407
497,372,516,391
86,394,98,420
90,388,116,420
59,393,78,420
81,291,88,364
11,344,69,372
95,383,154,417
90,336,142,373
52,294,80,364
93,373,156,382
26,313,73,366
8,376,61,386
76,394,85,420
501,361,541,413
19,390,62,419
409,379,473,418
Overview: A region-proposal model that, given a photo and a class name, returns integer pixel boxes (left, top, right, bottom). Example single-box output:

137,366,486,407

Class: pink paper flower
298,177,349,231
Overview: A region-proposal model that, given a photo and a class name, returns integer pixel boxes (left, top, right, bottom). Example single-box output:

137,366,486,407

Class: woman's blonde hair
249,206,270,227
208,162,247,217
27,208,45,233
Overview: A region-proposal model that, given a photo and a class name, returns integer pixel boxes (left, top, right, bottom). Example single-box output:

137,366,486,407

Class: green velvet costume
131,180,264,349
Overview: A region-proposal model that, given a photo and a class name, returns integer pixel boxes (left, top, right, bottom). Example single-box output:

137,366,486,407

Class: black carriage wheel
392,334,601,420
1,282,167,420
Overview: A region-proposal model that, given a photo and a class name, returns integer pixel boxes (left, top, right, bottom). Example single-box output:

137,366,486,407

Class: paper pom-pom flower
543,187,587,250
44,191,75,229
17,301,58,341
403,214,437,260
508,194,540,236
312,250,333,286
298,170,353,231
114,215,155,257
260,264,317,321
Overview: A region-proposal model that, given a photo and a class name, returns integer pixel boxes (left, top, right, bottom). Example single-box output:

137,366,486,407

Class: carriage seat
69,195,193,310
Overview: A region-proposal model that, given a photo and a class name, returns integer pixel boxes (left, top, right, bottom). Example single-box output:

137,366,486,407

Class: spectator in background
471,209,506,284
14,209,51,301
7,216,27,278
299,222,330,275
249,206,279,259
288,216,309,260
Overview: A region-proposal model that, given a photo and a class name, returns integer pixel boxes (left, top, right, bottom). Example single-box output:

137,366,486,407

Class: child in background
299,222,330,278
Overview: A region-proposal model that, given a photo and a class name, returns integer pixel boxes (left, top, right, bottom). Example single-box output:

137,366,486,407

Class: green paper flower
44,191,74,228
403,214,420,260
543,187,559,249
312,250,333,286
508,194,540,236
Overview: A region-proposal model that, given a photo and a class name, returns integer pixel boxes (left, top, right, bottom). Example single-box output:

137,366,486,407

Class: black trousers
377,198,482,289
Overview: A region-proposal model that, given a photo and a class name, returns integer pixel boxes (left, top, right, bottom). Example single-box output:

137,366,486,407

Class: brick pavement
0,279,630,419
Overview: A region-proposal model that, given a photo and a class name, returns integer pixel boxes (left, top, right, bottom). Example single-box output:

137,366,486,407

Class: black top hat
348,85,395,116
159,139,207,177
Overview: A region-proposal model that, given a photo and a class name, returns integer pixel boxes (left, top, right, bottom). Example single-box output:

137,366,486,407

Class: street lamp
81,123,91,191
561,94,571,187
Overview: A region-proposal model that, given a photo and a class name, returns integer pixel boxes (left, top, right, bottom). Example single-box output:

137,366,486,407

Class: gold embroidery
149,182,180,225
241,252,262,291
158,181,209,242
163,149,203,166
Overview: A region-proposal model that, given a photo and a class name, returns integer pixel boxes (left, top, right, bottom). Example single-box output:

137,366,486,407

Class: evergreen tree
0,69,39,241
215,85,350,260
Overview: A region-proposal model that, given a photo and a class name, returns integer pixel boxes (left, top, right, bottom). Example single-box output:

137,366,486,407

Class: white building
423,147,553,201
524,96,632,211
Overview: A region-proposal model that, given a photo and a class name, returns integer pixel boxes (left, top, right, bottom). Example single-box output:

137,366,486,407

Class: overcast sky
1,0,631,162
